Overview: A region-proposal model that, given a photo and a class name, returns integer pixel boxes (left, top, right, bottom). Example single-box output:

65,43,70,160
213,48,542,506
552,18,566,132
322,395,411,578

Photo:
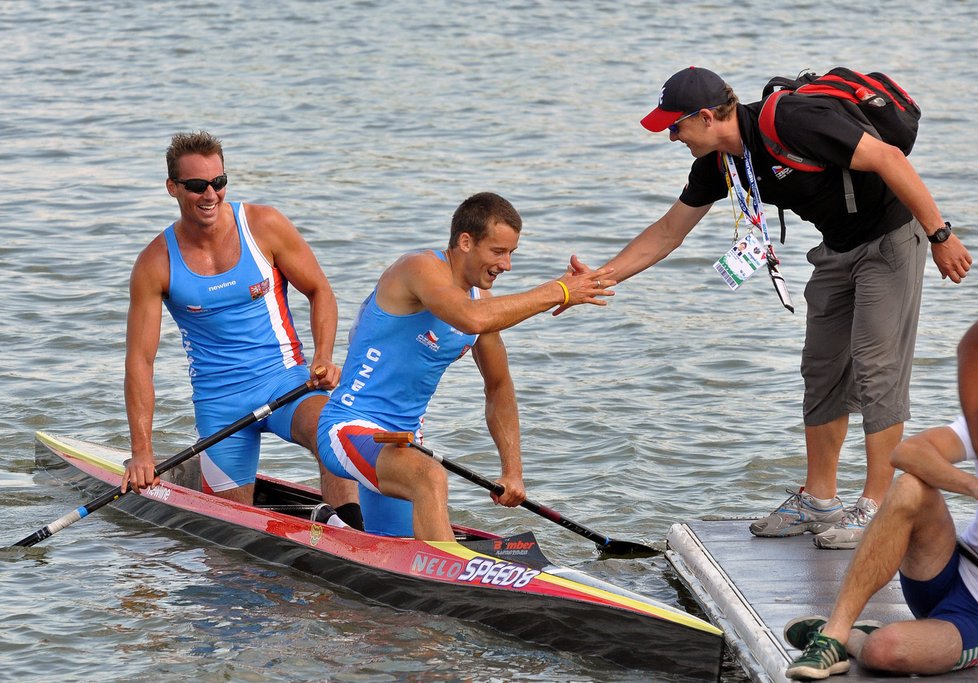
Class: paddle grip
373,431,415,446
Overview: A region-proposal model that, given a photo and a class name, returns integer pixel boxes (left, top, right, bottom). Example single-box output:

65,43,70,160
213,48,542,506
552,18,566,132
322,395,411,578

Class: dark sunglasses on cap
172,174,228,193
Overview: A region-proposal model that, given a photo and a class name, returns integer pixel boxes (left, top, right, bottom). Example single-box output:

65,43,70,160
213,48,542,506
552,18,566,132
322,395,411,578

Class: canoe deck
31,432,724,679
666,519,978,682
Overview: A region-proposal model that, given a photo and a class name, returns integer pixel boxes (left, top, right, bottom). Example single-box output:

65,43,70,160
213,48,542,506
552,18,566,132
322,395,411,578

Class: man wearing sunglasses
121,130,361,529
567,66,971,550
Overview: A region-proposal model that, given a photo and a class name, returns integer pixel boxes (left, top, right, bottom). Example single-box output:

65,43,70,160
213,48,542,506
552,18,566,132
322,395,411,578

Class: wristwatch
928,221,953,244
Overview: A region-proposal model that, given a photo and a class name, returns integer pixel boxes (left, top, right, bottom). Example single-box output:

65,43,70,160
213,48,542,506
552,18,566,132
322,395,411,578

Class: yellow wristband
556,280,570,306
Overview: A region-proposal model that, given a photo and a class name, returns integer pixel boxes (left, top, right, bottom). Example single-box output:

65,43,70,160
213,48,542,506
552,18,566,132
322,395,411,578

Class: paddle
13,368,326,548
373,431,657,558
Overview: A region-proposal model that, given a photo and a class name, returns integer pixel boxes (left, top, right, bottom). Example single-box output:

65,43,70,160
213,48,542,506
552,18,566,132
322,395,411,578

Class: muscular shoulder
377,250,451,312
241,202,304,254
130,231,169,294
241,202,291,234
387,249,444,277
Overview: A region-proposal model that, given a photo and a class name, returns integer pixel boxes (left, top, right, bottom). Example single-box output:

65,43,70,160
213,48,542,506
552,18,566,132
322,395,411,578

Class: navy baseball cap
640,67,728,132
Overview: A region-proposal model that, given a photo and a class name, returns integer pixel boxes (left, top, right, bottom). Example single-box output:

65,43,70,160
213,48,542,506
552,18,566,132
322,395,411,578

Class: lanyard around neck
722,147,794,313
723,148,772,247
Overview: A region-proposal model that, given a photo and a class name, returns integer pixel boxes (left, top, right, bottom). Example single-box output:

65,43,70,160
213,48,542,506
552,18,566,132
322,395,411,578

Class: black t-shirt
679,99,912,252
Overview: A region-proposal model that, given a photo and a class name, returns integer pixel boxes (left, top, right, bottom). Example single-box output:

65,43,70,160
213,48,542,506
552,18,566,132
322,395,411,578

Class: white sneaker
813,497,879,549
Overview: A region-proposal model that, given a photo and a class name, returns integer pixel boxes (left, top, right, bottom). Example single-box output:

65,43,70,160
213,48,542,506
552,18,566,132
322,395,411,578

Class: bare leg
376,444,453,541
804,415,848,499
862,422,902,504
821,473,955,645
291,395,359,508
212,483,255,505
859,619,961,674
816,427,966,673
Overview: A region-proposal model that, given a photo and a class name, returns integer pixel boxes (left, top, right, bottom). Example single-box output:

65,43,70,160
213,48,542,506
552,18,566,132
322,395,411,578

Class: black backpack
756,67,921,242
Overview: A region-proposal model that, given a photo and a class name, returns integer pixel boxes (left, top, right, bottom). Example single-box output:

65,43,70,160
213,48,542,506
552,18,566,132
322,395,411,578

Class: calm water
3,1,978,681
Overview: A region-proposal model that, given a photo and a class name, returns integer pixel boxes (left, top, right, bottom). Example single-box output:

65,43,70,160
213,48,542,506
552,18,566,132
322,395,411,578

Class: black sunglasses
173,174,228,193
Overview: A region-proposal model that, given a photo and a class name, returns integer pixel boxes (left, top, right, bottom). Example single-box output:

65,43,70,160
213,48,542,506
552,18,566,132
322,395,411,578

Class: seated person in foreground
784,318,978,680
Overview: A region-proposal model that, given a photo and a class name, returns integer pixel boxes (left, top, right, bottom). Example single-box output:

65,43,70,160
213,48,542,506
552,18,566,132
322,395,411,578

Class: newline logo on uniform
208,280,237,291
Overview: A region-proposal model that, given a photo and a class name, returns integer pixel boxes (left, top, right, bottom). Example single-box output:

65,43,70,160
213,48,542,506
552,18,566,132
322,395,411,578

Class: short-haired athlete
122,131,361,528
784,319,978,679
316,192,614,541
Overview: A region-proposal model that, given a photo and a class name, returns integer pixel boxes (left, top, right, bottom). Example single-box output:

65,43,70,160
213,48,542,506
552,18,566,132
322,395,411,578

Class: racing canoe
32,431,724,679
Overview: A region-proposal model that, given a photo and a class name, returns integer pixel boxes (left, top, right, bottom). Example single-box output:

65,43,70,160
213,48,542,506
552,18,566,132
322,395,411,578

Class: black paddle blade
596,538,659,559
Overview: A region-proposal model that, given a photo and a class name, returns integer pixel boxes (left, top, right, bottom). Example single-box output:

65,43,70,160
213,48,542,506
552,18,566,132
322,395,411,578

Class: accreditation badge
713,232,766,290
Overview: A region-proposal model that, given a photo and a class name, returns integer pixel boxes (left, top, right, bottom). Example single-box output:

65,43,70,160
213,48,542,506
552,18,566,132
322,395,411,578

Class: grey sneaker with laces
749,488,845,537
813,496,879,549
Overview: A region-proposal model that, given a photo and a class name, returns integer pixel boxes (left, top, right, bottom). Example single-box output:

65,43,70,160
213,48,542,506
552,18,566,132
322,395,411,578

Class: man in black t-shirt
569,67,971,549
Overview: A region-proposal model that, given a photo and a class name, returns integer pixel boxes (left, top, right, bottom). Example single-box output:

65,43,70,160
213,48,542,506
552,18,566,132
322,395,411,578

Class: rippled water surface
3,1,978,681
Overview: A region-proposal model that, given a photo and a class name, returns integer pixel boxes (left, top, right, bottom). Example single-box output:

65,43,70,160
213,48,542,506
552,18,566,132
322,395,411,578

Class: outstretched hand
553,255,613,316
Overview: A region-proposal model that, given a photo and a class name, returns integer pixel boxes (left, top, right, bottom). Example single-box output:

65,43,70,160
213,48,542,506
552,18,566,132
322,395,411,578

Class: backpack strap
758,90,826,172
758,89,857,216
841,170,856,214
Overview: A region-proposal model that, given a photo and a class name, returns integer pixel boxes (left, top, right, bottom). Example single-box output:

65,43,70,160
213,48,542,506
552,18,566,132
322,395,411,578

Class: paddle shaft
374,431,650,554
14,372,323,548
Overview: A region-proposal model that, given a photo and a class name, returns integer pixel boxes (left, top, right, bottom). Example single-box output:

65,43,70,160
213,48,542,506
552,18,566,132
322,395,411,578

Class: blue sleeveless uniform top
163,202,305,401
323,251,479,432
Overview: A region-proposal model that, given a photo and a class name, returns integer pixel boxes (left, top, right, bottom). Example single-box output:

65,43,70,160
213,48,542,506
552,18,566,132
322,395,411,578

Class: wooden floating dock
666,519,978,682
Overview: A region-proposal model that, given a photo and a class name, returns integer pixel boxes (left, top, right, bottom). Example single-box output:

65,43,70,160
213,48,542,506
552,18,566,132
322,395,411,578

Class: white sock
808,495,838,509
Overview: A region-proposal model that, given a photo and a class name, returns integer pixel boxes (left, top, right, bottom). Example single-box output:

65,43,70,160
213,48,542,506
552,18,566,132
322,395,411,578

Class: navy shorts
900,550,978,670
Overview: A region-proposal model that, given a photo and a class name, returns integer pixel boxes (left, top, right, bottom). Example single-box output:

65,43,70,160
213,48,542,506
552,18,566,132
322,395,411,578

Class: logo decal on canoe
309,524,323,546
457,557,540,588
492,537,536,556
411,551,463,580
145,485,170,501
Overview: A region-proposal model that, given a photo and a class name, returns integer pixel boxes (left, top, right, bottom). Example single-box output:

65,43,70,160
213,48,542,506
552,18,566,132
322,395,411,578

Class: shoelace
801,633,842,665
780,488,803,510
842,503,874,527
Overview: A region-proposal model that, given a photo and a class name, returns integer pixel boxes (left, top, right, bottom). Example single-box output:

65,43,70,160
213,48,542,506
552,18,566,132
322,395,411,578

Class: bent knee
378,448,448,500
888,472,941,510
860,629,920,672
860,625,961,674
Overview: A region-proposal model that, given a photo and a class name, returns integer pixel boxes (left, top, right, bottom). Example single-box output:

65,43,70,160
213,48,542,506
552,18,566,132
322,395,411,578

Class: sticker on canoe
457,556,540,588
411,550,464,579
459,531,550,569
145,485,171,502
